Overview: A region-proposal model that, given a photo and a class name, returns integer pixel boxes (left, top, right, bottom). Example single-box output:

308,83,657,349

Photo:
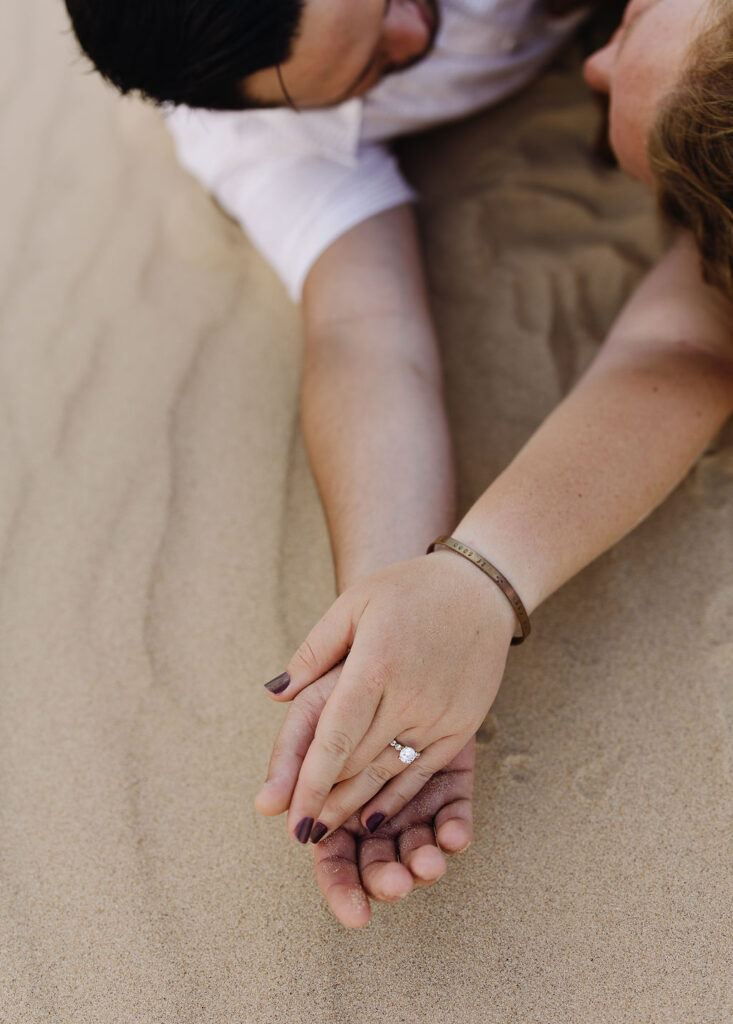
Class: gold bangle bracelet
426,536,531,645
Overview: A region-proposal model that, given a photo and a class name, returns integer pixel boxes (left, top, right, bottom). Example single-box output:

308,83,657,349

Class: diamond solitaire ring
390,739,421,765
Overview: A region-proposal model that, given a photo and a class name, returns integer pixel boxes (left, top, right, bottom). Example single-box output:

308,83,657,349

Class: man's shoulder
165,99,367,169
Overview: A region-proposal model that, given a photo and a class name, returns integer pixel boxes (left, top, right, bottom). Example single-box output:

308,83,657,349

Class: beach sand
0,1,730,1021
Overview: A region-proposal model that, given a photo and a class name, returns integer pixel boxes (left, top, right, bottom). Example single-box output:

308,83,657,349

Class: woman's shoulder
609,233,733,364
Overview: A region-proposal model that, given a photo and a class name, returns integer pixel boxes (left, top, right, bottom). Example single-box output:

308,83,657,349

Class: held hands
256,660,477,927
260,550,517,845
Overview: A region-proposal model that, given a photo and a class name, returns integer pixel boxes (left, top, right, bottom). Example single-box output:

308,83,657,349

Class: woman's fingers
263,589,368,703
382,736,475,837
357,734,466,835
306,734,462,843
303,741,420,840
254,667,341,816
285,670,385,842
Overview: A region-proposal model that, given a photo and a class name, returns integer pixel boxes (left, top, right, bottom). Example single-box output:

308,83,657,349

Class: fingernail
265,672,290,694
310,821,328,844
294,817,314,844
366,812,385,834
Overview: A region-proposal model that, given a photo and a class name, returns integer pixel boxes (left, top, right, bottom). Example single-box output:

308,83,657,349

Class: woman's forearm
454,279,733,615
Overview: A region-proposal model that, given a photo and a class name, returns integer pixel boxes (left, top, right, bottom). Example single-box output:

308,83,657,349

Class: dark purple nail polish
366,812,385,834
295,817,314,844
310,821,328,844
265,672,290,694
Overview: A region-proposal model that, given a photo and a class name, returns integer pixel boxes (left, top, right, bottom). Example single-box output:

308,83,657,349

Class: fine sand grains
0,5,729,1022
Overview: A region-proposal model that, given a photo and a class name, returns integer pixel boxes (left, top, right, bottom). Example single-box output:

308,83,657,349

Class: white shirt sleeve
165,107,417,302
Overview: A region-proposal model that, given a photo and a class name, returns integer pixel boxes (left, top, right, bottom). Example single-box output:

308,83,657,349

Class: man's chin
389,0,441,77
421,0,442,47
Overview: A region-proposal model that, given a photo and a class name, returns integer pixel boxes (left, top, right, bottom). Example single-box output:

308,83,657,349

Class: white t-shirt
166,0,585,300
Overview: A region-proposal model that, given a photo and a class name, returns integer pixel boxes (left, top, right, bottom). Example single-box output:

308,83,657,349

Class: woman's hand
262,550,517,843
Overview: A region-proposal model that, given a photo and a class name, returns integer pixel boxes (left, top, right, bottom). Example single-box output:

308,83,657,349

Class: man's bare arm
301,204,455,592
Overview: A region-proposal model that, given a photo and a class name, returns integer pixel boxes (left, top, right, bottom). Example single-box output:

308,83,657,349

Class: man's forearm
301,319,455,593
301,205,457,593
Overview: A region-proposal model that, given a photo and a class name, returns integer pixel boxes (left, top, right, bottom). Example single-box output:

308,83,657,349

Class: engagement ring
390,739,421,765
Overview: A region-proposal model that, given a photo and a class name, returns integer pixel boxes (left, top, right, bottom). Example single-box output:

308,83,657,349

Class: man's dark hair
64,0,305,110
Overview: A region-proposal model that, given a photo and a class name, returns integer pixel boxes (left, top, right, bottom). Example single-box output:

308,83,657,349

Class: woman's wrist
428,535,532,644
427,546,518,646
450,505,547,616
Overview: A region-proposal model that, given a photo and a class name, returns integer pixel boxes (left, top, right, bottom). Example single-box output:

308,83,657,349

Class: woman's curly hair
649,1,733,301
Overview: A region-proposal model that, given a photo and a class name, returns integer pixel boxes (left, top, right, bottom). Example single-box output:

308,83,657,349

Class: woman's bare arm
455,232,733,612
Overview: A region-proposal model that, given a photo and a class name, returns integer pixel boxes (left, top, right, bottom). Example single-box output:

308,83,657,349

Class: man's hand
255,665,474,928
313,739,475,928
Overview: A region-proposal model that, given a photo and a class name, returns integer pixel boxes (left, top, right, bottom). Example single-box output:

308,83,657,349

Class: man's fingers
254,668,340,816
312,826,371,929
357,834,414,903
432,738,475,853
434,796,473,854
397,824,447,885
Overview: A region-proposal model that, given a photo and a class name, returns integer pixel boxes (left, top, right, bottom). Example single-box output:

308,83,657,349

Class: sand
0,1,730,1021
